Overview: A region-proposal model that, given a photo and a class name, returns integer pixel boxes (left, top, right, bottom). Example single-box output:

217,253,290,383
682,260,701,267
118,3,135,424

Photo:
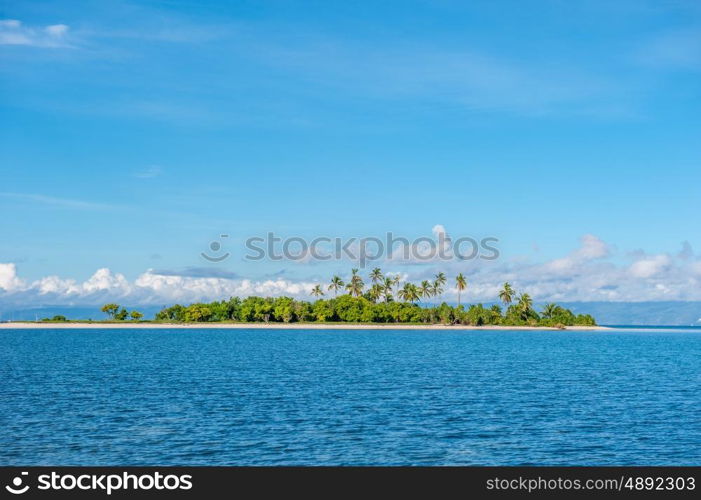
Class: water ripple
1,328,699,465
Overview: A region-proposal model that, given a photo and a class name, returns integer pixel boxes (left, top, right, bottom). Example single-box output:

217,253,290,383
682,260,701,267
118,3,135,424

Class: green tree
382,277,395,302
419,280,433,300
368,283,384,302
345,268,365,297
499,282,515,306
130,310,144,321
101,303,120,320
222,297,242,321
294,300,313,322
489,304,503,324
542,303,558,319
238,297,262,322
273,297,295,322
328,276,344,297
575,314,596,326
433,272,446,299
184,303,214,322
312,300,334,322
115,308,129,321
466,304,490,326
155,304,186,322
310,284,324,298
398,283,420,303
369,267,384,284
517,293,534,321
455,273,467,306
391,274,401,294
253,298,274,322
42,315,68,322
334,295,369,322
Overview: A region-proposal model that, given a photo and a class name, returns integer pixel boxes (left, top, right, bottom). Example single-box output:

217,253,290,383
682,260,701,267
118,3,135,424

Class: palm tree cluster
308,270,577,324
312,268,452,304
310,269,531,309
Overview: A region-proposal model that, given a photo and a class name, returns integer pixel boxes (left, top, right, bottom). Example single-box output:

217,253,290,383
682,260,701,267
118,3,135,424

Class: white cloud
82,268,131,294
0,19,72,47
629,255,671,279
432,225,447,238
692,261,701,277
0,264,326,306
44,24,68,37
541,234,610,275
575,234,610,259
132,271,317,303
1,237,701,307
0,263,23,291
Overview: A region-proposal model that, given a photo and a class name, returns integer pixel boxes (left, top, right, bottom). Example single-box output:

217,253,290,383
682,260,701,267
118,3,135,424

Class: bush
41,315,68,322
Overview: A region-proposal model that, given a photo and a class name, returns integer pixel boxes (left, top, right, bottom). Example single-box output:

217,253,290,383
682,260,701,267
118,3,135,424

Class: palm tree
419,280,433,300
392,274,401,291
310,285,324,298
455,273,467,306
542,303,558,319
499,282,515,306
434,272,447,300
328,276,344,297
517,293,533,320
369,284,383,302
432,272,446,300
382,277,394,302
345,268,365,297
369,267,383,284
434,272,446,287
398,283,420,303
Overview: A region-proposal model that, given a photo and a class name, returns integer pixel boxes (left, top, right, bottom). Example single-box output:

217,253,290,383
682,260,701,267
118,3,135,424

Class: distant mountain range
557,302,701,326
0,306,164,323
2,302,701,326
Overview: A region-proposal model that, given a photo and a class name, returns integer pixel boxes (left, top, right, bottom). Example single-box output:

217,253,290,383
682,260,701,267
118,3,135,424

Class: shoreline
0,322,610,331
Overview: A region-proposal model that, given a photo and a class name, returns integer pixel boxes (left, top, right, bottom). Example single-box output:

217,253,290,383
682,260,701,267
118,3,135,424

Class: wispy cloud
0,192,117,210
151,267,241,280
133,165,163,179
246,36,619,116
636,28,701,71
0,19,72,48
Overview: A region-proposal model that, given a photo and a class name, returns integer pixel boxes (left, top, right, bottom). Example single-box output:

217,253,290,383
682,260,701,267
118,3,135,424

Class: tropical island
35,269,597,328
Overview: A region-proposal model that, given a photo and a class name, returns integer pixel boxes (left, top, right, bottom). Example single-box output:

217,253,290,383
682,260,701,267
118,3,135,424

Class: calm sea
1,328,699,465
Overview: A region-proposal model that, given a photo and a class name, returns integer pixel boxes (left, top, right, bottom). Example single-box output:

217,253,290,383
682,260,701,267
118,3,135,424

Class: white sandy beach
0,322,609,331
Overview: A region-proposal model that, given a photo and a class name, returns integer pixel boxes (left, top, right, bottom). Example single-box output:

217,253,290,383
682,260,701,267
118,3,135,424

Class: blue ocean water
1,328,699,465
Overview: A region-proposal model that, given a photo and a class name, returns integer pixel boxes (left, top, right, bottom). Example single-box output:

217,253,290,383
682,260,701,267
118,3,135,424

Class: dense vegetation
147,269,596,327
152,295,594,327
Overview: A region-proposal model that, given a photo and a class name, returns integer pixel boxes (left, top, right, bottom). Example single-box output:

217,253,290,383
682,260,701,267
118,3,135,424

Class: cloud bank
1,235,701,308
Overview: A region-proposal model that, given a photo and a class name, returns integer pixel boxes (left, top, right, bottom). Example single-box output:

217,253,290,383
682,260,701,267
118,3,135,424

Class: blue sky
1,0,700,307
